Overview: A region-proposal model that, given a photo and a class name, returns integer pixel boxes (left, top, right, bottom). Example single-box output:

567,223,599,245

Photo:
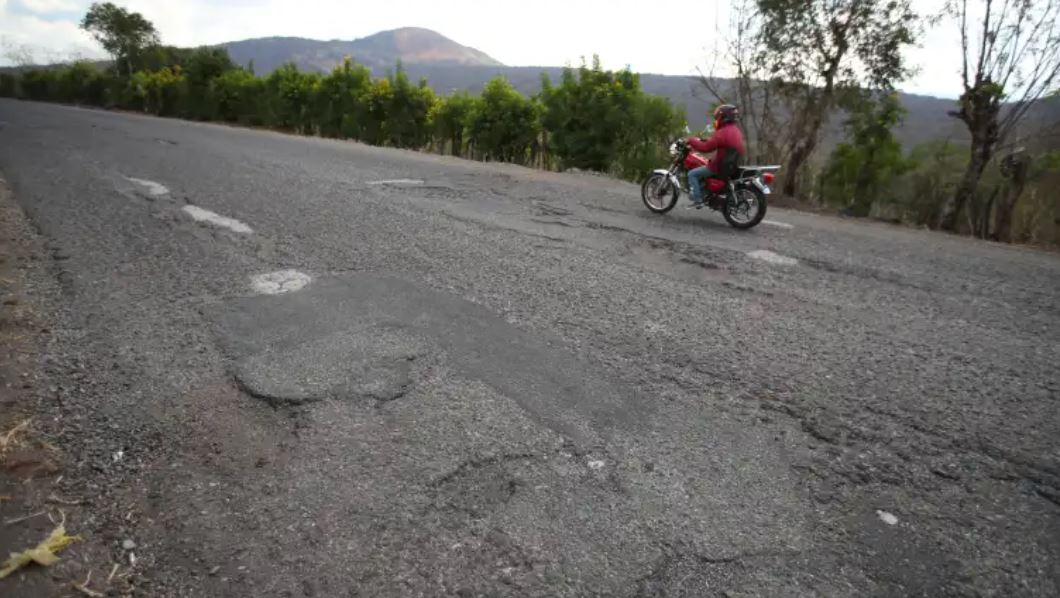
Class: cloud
16,0,83,12
0,11,101,64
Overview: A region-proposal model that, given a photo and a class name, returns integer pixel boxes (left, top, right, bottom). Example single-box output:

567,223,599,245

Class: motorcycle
640,133,780,230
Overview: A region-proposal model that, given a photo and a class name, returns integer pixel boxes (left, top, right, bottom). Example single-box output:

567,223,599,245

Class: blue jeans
688,166,714,204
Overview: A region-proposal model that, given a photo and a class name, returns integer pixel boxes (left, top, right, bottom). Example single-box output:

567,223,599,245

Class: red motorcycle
640,136,779,230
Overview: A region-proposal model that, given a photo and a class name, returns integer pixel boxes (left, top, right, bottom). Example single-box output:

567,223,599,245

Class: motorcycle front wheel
723,186,767,229
641,173,678,214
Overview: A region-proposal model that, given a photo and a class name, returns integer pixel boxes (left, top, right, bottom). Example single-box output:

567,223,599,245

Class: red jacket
688,122,746,173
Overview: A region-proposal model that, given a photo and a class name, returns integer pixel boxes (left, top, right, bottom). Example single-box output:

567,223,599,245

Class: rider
687,104,746,209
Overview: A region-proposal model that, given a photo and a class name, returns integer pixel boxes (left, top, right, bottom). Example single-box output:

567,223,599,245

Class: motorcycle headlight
668,143,678,157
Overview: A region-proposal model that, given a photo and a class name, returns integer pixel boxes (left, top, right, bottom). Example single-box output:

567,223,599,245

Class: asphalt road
1,98,1058,597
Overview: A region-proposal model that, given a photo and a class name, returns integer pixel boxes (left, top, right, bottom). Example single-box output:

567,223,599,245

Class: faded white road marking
588,460,605,470
124,176,169,196
747,249,798,266
182,205,253,234
876,510,899,525
366,179,424,186
251,270,311,295
762,220,794,229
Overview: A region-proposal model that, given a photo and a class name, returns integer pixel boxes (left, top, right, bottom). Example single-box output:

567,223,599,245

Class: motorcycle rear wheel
641,173,679,214
723,186,767,230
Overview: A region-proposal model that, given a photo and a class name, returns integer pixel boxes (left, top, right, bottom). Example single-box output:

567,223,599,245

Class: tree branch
960,0,971,91
976,0,995,84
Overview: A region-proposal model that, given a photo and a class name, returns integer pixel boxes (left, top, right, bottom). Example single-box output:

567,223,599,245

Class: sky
1,0,964,99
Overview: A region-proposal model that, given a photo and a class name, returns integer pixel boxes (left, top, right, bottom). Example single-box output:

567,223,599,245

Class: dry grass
0,418,32,458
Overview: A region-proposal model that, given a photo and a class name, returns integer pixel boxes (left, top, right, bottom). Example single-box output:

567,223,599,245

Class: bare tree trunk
992,152,1032,242
994,181,1028,242
940,139,991,231
980,186,1000,238
782,136,818,197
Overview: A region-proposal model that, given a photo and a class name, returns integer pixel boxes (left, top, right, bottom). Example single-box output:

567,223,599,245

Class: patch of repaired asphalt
209,273,650,445
231,325,422,405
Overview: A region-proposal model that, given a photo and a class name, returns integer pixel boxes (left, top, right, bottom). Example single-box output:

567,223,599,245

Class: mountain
223,27,503,75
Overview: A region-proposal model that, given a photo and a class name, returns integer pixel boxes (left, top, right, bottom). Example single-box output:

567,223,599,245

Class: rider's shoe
686,198,705,210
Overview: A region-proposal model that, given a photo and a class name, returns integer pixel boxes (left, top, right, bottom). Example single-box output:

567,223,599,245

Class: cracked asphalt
1,98,1058,597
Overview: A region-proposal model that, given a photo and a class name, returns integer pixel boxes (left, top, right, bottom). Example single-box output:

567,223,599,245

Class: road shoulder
0,176,123,597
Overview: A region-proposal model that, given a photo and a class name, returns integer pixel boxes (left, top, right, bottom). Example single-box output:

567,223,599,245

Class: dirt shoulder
0,177,128,597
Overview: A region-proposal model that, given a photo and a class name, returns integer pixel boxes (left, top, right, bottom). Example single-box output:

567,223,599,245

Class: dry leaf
0,524,81,579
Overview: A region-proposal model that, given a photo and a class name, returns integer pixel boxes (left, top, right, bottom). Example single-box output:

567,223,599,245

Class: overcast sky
1,0,963,98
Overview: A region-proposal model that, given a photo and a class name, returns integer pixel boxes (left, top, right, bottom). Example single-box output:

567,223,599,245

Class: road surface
1,99,1058,597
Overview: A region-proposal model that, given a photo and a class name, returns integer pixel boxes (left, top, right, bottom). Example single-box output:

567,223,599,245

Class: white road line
182,205,253,234
366,179,424,186
124,176,169,196
747,249,798,266
762,220,794,229
876,510,899,525
251,270,311,295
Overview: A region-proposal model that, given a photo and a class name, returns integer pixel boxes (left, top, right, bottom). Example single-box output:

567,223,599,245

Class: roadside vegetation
2,1,1058,246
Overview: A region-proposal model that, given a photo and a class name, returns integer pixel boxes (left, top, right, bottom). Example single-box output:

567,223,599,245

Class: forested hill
219,30,1060,150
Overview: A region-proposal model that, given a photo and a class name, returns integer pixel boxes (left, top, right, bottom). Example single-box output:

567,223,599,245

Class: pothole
532,201,573,217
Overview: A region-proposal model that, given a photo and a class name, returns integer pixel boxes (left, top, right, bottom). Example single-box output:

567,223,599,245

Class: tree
127,67,185,116
0,73,17,98
263,63,319,133
430,91,477,156
210,69,263,124
467,77,539,164
57,60,107,105
697,0,786,164
314,58,372,139
384,65,436,148
539,56,640,171
757,0,918,197
613,94,686,180
819,92,911,215
937,0,1060,231
183,47,237,119
80,2,160,77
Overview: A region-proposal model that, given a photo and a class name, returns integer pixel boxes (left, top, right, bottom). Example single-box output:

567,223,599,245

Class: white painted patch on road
124,176,169,196
876,510,899,525
747,249,798,266
588,460,605,470
366,179,424,186
762,220,794,230
182,205,253,234
251,270,311,295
